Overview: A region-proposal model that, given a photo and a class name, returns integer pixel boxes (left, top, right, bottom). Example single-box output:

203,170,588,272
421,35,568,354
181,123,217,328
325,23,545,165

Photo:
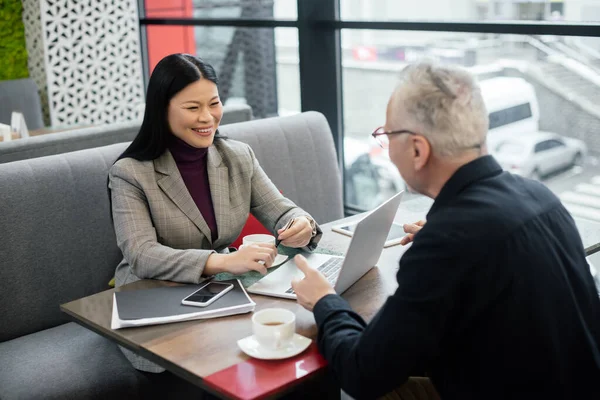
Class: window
535,141,551,153
494,2,503,17
536,139,566,152
340,0,600,22
142,0,297,19
341,29,600,216
143,26,300,119
489,104,534,130
534,139,566,153
138,0,600,224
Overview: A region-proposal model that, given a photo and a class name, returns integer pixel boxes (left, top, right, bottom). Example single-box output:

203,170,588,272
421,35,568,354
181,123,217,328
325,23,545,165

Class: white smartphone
181,282,234,307
332,221,407,247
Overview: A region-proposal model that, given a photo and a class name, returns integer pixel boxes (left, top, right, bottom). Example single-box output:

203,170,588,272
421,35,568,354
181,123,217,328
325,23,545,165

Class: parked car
344,138,405,210
491,131,587,180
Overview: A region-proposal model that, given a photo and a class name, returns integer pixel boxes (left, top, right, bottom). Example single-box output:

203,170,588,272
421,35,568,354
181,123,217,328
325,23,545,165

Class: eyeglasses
371,126,418,149
371,126,484,151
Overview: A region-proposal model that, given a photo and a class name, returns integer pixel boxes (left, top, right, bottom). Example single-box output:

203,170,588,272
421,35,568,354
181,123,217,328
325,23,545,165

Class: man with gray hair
292,61,600,399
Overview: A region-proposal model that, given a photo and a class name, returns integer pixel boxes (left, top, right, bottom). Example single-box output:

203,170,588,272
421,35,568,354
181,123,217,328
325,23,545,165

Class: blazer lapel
207,146,229,248
154,150,213,243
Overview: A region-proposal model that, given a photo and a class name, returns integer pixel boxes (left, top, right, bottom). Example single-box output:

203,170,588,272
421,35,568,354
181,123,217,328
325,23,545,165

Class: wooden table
0,132,20,142
60,211,405,399
29,125,93,136
60,195,600,399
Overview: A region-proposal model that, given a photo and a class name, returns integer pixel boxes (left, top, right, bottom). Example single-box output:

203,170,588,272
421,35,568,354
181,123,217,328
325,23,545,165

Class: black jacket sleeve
313,226,467,399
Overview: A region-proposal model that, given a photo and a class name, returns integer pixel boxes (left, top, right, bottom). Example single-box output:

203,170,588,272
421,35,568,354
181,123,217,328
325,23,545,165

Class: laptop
247,191,404,299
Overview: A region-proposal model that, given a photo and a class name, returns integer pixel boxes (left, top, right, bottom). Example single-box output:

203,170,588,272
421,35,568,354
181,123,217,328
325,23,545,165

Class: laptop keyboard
285,258,343,294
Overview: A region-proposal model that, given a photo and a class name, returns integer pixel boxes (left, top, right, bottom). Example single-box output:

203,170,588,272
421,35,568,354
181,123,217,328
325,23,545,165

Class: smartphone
181,282,234,307
332,222,407,247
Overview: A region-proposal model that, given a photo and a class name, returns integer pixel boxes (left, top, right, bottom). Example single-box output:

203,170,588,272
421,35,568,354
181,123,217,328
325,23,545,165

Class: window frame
137,0,600,215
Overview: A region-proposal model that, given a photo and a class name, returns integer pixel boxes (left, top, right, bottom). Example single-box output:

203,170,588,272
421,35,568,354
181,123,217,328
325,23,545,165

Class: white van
479,77,540,149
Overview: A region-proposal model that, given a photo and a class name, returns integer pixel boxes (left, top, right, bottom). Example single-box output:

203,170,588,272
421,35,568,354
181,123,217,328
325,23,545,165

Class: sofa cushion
220,111,344,224
0,143,128,342
0,322,150,400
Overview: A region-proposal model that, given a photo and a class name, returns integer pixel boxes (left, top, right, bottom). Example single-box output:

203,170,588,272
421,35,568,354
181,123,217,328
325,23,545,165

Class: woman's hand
277,216,314,248
205,243,277,276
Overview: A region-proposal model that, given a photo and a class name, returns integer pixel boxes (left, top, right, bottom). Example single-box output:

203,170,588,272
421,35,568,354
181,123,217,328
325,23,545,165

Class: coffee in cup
252,308,295,350
241,234,276,247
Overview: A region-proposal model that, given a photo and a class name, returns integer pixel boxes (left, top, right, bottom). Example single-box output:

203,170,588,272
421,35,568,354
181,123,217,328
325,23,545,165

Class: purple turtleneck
168,136,218,243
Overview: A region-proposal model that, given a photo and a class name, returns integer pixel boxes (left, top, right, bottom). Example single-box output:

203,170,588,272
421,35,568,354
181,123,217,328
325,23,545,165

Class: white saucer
237,333,311,360
273,253,289,267
256,253,288,267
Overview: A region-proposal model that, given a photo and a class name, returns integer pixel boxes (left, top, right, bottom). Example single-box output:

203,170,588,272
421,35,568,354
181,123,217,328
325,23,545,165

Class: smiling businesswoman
108,54,321,374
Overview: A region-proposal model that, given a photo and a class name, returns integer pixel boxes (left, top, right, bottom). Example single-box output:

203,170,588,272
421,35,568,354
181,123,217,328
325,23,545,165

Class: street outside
274,35,600,223
367,155,600,224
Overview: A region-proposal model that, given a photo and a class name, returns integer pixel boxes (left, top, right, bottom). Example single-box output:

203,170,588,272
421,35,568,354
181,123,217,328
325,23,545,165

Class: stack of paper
111,279,255,329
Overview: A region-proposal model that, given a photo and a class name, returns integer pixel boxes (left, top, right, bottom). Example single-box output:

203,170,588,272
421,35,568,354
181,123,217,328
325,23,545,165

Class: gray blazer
109,138,322,288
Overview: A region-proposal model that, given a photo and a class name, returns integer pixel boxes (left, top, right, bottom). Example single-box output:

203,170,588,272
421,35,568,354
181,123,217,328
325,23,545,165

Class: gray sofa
0,111,343,399
0,103,253,164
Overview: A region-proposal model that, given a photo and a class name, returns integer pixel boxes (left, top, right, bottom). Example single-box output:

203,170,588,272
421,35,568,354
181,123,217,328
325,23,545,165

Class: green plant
0,0,29,80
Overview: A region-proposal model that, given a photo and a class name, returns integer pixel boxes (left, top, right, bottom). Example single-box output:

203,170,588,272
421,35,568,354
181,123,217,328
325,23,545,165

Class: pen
275,218,295,247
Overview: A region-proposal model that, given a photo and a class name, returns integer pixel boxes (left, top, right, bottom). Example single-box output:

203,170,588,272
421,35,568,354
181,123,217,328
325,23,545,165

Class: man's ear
412,135,431,171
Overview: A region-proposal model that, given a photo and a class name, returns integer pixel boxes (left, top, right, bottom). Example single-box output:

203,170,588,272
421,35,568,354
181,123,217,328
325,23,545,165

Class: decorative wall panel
22,0,50,125
40,0,145,126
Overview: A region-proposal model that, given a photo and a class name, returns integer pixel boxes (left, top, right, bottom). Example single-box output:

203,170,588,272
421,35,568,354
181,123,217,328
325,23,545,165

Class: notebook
111,279,255,329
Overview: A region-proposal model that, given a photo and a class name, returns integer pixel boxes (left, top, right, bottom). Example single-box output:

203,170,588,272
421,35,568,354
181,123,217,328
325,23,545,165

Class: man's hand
291,255,336,311
399,220,426,246
277,217,313,248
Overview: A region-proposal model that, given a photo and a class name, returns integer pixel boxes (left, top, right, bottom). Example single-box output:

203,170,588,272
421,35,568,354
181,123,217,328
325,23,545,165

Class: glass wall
143,0,297,19
144,26,300,119
139,0,600,223
341,29,600,222
340,0,600,23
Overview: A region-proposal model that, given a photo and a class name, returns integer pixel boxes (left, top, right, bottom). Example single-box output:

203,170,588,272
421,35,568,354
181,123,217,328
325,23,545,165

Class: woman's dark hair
116,54,224,162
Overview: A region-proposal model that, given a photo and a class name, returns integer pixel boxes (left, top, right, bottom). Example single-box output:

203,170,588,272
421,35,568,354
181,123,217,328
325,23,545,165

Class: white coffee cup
252,308,295,350
241,234,275,248
240,235,277,265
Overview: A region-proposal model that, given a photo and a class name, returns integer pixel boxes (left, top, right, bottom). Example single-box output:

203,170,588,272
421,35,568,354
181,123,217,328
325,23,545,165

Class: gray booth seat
0,103,253,164
0,78,44,130
0,143,149,400
0,111,342,400
221,111,343,224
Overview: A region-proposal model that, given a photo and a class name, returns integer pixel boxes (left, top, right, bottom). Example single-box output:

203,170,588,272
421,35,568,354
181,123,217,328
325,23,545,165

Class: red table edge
203,342,329,400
